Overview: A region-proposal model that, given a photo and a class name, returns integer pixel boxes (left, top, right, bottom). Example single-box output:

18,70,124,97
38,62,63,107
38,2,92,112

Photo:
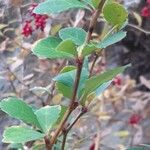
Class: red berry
22,21,33,37
147,0,150,5
128,114,142,125
34,15,48,31
112,76,122,86
89,143,95,150
141,6,150,17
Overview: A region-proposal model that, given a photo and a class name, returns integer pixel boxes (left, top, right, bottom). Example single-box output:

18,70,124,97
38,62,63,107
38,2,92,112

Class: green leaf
55,66,76,98
96,80,112,96
32,36,73,59
32,144,45,150
103,2,128,28
59,27,87,45
8,143,24,149
35,105,61,133
81,65,129,105
34,0,88,14
54,66,89,99
82,0,94,7
81,43,97,56
54,105,67,126
0,97,41,129
3,126,44,143
97,31,126,49
56,39,77,56
92,0,100,8
141,144,150,147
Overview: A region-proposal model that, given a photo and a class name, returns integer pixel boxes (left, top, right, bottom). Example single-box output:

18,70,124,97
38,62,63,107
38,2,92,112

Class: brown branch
61,131,68,150
50,59,83,147
44,136,52,150
48,0,107,149
61,109,86,150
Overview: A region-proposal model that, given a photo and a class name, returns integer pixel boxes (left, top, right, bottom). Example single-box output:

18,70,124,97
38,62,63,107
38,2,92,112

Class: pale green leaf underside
97,31,127,49
32,36,73,59
0,97,40,129
34,0,88,14
35,105,61,133
3,126,44,143
59,27,87,45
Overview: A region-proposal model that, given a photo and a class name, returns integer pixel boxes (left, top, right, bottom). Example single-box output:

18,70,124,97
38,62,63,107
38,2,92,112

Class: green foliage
85,65,128,94
81,65,129,105
81,43,98,57
32,36,73,59
0,97,41,129
1,0,129,148
97,31,127,49
35,105,61,133
92,0,100,8
8,143,24,150
103,2,128,28
3,126,44,143
59,27,87,45
95,80,112,96
56,39,77,56
82,0,94,7
34,0,88,14
54,66,76,98
54,65,89,99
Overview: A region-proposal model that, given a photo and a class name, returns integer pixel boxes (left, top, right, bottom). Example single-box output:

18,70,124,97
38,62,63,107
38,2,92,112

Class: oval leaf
0,97,41,129
97,31,127,49
59,27,87,45
103,2,128,28
34,0,88,14
35,105,61,133
85,65,129,94
56,39,77,56
3,126,44,143
32,36,73,59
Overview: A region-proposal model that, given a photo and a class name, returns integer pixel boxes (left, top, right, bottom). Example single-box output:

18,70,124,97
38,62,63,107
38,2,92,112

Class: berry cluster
141,0,150,18
128,114,142,125
112,76,122,86
22,3,48,37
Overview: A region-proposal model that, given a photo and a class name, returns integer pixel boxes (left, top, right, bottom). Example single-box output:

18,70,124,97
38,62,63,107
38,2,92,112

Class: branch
49,0,107,148
127,23,150,35
50,59,83,147
61,109,86,150
89,54,99,77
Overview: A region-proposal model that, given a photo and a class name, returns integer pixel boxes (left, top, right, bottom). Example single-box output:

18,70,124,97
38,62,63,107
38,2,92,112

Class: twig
44,136,52,150
127,23,150,35
61,110,85,150
47,0,107,149
89,54,99,77
49,59,83,148
61,131,68,150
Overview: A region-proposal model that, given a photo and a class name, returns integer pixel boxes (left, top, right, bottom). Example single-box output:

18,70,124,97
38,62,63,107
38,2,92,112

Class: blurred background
0,0,150,149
